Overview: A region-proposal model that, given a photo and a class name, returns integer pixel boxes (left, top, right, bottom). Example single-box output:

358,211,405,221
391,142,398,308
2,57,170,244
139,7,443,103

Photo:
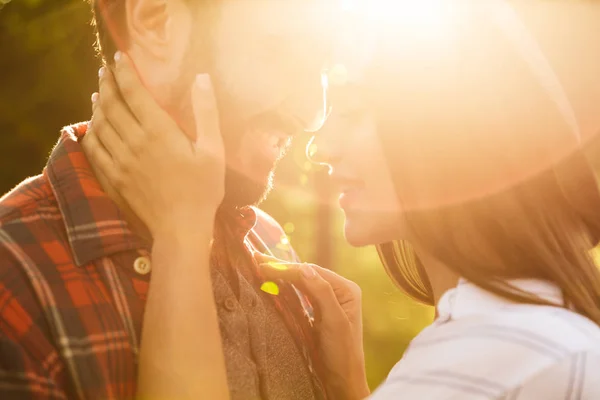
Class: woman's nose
306,124,342,168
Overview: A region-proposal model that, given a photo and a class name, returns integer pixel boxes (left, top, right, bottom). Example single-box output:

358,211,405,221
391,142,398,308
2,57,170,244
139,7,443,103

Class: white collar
436,278,565,320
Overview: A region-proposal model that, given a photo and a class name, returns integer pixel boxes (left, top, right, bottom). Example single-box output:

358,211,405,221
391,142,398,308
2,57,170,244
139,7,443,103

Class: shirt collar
437,278,565,320
220,205,258,243
46,123,147,266
47,123,259,267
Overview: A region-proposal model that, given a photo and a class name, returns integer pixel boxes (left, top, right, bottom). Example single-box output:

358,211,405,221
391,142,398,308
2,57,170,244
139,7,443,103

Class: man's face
190,1,333,208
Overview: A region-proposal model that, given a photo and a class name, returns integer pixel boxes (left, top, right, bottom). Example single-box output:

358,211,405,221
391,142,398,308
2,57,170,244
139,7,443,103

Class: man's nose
281,71,331,132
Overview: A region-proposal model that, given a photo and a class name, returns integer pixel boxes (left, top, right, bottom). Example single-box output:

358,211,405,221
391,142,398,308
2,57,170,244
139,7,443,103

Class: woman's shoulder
370,306,600,399
508,349,600,399
485,304,600,353
415,300,600,353
372,347,600,400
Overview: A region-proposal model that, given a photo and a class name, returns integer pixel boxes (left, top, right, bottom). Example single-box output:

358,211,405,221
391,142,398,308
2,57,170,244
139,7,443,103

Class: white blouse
371,279,600,399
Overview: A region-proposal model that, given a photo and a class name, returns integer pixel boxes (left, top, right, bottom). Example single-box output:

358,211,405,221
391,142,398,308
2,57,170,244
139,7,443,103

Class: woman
296,1,600,398
87,1,600,399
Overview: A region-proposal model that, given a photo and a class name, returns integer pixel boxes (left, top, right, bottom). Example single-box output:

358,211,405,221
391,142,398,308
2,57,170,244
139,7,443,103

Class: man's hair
90,0,209,65
90,0,127,64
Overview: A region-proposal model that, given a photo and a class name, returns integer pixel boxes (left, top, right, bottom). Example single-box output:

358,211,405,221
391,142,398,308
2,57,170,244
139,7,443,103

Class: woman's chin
343,215,401,248
343,220,372,248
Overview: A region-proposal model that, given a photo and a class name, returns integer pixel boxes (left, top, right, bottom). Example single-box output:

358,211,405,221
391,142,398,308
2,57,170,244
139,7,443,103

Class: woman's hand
255,254,371,400
82,51,224,237
83,52,230,399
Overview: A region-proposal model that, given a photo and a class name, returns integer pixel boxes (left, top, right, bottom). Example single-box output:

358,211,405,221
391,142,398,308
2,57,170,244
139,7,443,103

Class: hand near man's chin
84,52,225,234
84,51,231,399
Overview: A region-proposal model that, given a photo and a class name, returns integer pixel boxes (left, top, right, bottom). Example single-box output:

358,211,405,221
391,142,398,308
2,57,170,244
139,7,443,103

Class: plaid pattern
0,123,326,399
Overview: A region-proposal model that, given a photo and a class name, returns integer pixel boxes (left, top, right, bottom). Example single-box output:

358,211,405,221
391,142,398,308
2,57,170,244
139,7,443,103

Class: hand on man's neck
81,137,153,243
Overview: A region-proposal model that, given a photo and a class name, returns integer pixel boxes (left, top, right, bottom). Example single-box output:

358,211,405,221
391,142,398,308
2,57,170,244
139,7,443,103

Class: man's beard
213,88,286,210
168,59,282,211
221,165,275,210
170,7,285,211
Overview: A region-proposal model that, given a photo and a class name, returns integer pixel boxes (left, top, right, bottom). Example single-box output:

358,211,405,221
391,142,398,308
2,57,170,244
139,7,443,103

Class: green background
0,0,433,390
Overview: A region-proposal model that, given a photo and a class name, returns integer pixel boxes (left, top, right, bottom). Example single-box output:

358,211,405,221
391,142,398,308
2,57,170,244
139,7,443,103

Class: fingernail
260,281,280,296
301,264,317,279
91,92,99,103
114,51,122,63
195,73,212,91
98,67,105,78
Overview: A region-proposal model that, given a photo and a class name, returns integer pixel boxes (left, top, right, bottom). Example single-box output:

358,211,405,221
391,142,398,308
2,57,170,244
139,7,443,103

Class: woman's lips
339,188,361,209
334,174,365,210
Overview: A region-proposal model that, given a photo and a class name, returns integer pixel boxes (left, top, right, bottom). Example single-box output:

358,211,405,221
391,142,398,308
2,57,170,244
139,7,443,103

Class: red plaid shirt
0,123,326,399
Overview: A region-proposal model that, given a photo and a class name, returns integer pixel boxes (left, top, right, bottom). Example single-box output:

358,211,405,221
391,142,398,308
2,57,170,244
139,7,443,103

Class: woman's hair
404,163,600,325
362,1,600,324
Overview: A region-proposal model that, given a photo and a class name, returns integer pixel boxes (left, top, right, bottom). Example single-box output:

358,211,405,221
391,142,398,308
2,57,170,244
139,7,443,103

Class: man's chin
221,168,274,209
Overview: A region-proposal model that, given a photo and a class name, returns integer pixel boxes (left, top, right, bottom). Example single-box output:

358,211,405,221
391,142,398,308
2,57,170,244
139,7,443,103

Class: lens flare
260,281,280,296
341,0,458,37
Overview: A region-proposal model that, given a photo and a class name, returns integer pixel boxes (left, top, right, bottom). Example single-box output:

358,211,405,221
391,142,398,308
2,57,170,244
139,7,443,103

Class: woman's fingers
97,63,146,150
191,74,224,179
110,51,178,139
257,257,348,321
81,125,120,186
89,91,128,163
191,74,221,146
256,253,361,298
96,51,223,159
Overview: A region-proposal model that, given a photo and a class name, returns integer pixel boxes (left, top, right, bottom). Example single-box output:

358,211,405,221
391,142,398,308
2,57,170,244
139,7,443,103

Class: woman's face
310,85,404,247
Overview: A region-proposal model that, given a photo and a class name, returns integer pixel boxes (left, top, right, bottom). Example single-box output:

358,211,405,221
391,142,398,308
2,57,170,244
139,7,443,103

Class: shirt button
133,256,152,275
223,297,237,312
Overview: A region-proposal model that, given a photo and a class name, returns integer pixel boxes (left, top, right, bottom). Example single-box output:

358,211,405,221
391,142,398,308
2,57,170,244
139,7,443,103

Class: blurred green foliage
0,0,98,192
0,0,432,390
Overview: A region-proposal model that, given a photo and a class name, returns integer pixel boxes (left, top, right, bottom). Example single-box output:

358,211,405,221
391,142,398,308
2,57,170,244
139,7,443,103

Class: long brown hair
361,1,600,324
404,160,600,325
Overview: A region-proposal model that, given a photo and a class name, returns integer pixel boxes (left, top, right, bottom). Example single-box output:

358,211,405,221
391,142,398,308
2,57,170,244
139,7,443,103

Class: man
0,0,336,398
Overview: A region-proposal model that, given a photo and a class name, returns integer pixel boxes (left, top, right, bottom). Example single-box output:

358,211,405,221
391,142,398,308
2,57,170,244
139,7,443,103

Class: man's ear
121,0,192,108
125,0,171,60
